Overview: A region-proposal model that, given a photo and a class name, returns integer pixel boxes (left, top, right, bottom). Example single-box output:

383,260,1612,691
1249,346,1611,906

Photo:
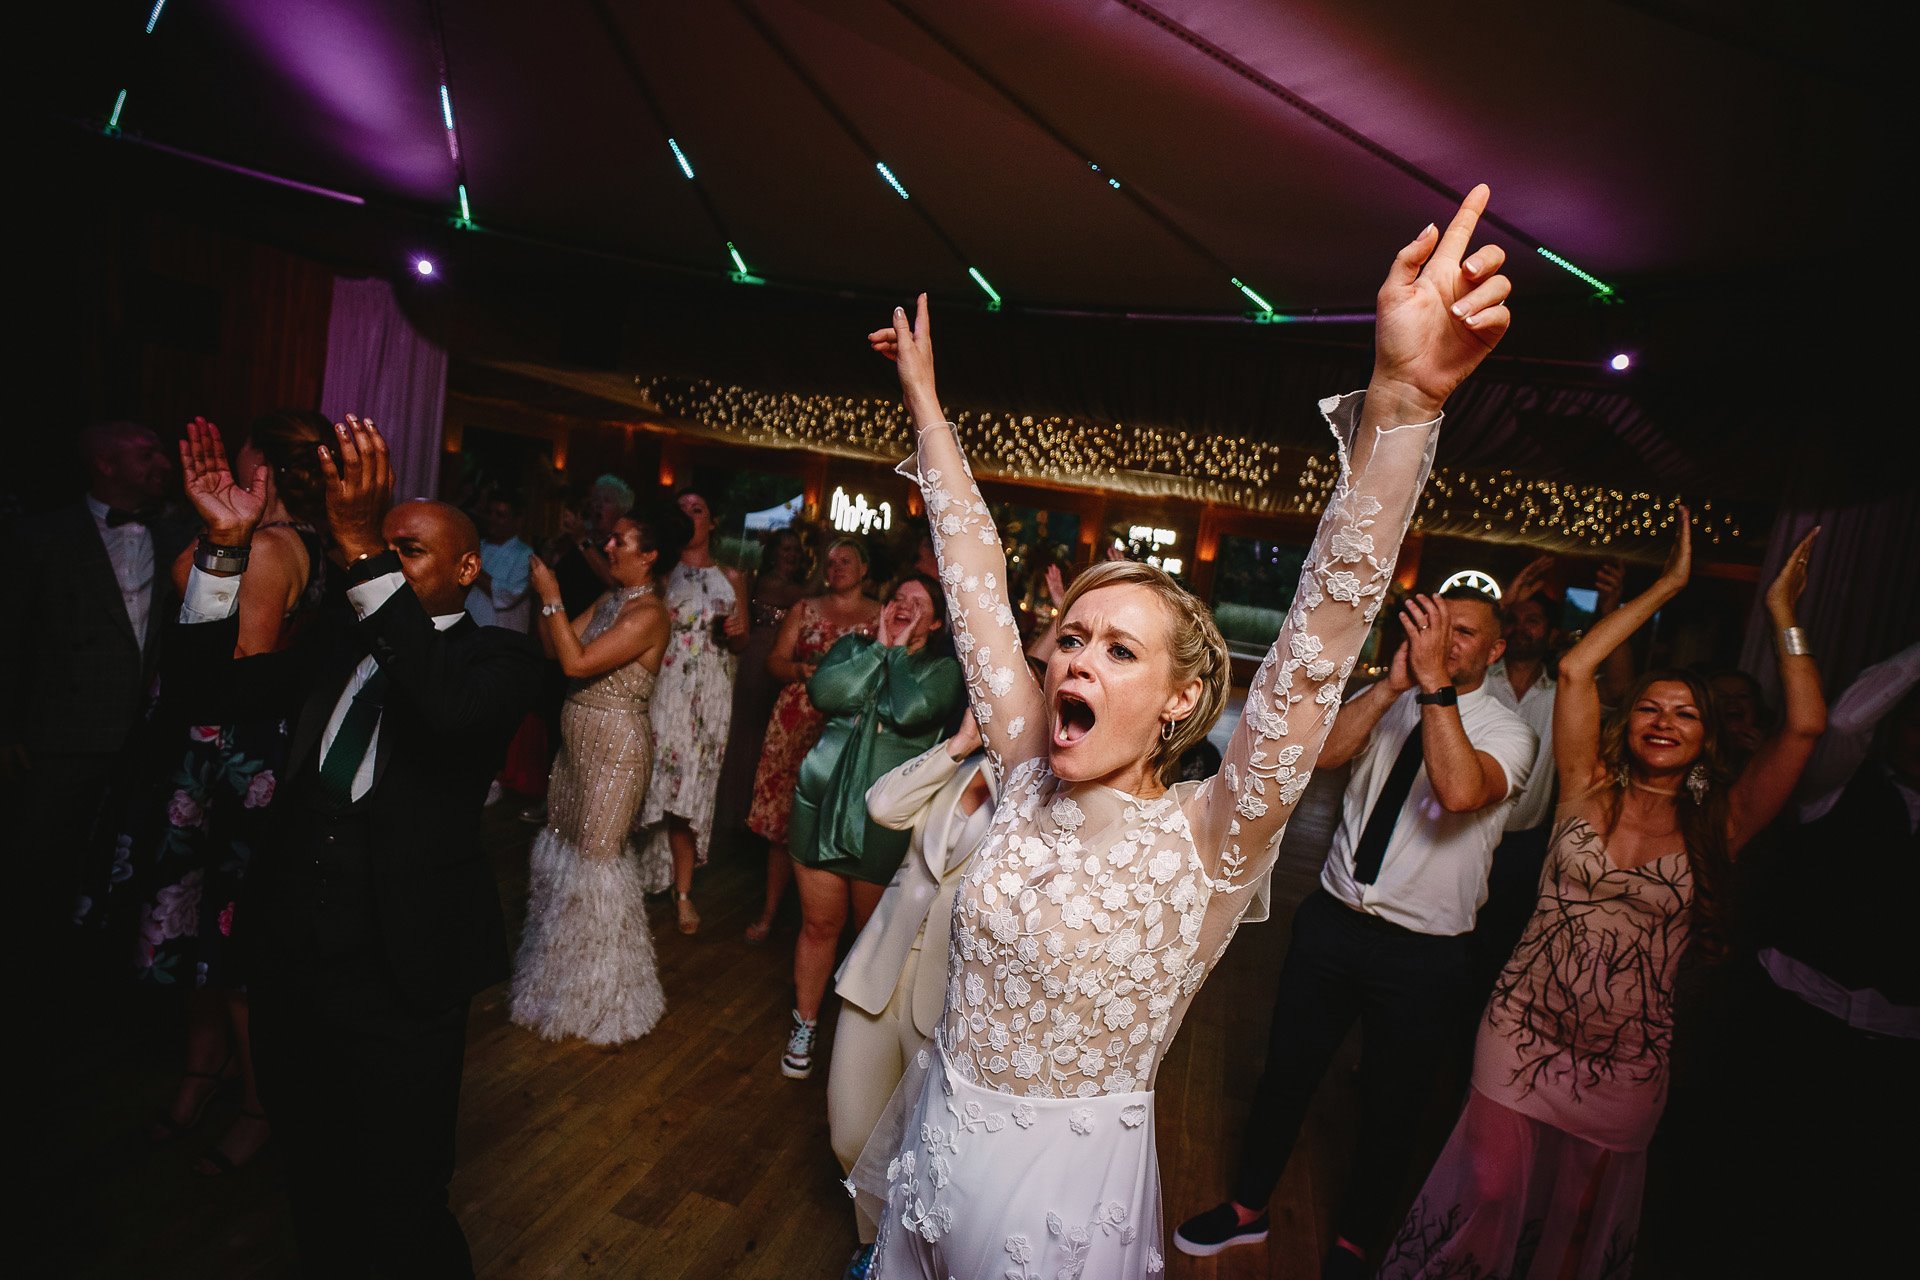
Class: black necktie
106,507,154,527
316,666,389,805
1351,722,1426,885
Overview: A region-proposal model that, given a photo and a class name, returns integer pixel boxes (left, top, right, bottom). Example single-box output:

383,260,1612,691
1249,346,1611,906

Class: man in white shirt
465,495,534,632
1179,588,1534,1275
3,421,184,936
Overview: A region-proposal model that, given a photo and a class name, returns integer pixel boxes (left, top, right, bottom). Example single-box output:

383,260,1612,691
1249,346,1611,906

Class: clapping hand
1399,594,1454,692
317,415,393,561
1505,554,1555,605
1655,505,1693,593
1765,526,1819,625
1044,564,1067,611
530,556,561,613
1372,185,1511,418
179,417,274,544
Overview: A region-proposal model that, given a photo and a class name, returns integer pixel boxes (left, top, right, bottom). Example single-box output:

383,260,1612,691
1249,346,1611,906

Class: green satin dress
788,633,965,885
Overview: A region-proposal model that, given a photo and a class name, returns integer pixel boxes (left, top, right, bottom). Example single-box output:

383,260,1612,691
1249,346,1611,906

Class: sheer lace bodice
900,392,1439,1097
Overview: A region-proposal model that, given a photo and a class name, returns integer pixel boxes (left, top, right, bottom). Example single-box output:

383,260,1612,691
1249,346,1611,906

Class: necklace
615,582,656,601
1627,780,1679,797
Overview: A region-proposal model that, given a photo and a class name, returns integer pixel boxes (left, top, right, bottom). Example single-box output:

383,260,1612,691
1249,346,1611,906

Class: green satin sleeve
806,633,885,714
879,648,965,734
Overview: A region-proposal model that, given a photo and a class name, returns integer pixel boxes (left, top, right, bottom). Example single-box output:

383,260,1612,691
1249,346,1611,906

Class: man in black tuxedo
1,421,190,936
167,417,542,1276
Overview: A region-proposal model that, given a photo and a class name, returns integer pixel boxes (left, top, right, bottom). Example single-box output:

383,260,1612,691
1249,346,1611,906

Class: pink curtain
321,277,447,503
1739,487,1920,700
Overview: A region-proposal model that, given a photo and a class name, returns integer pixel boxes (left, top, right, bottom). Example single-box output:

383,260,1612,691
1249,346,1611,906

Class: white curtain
321,277,447,503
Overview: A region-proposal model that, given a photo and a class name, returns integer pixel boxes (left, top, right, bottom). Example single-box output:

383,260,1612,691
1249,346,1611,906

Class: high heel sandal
676,892,700,935
743,919,772,945
149,1056,235,1145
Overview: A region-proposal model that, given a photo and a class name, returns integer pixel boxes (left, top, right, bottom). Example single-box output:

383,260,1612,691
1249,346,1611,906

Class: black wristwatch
1415,685,1459,706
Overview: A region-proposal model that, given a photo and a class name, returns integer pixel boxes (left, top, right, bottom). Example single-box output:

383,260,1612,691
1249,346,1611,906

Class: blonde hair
1058,560,1231,784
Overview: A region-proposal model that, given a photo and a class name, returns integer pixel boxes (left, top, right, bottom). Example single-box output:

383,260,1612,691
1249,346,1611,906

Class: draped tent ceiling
41,1,1890,549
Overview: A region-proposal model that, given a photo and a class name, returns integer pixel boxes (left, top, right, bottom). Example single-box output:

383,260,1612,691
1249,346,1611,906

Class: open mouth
1054,691,1096,748
1643,734,1681,749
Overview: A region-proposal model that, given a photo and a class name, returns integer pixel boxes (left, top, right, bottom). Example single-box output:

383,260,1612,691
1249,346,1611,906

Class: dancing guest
715,528,813,840
637,488,749,933
510,502,686,1044
128,411,332,1175
781,573,963,1078
466,494,534,633
167,417,542,1273
849,185,1513,1279
828,711,998,1275
3,420,186,936
1702,640,1919,1275
1175,584,1534,1272
744,536,881,944
1378,519,1826,1280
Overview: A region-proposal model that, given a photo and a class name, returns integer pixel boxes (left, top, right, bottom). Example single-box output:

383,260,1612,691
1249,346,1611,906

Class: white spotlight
414,257,436,278
1608,353,1631,371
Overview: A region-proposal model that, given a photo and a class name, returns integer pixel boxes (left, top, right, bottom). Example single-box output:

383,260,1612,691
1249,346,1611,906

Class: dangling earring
1686,763,1710,805
1614,760,1631,790
1161,719,1177,741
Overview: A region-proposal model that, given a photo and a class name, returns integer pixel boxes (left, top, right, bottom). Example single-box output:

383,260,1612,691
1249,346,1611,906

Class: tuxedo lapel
367,616,477,796
67,506,140,655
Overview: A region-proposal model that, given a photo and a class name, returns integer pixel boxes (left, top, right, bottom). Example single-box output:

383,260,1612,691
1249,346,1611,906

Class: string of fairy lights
640,377,1740,550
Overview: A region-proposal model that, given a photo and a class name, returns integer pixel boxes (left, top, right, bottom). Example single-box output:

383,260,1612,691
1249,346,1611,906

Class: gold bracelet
1780,625,1811,657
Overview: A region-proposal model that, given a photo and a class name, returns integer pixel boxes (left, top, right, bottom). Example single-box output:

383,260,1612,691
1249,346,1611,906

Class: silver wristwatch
194,537,251,575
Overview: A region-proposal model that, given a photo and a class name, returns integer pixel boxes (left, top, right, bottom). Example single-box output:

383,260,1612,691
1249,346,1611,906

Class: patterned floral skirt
861,1040,1165,1279
121,717,289,989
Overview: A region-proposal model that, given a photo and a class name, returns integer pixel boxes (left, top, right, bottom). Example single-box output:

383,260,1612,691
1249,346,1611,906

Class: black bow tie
105,507,156,528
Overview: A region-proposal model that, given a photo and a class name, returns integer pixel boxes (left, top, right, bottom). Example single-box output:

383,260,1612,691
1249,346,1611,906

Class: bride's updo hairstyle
1056,560,1231,784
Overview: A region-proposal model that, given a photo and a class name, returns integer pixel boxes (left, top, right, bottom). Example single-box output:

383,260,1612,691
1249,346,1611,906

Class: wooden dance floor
42,728,1685,1277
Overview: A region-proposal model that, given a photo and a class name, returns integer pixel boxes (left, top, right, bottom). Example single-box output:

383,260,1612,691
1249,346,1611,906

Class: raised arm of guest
317,419,543,739
1026,563,1068,668
1398,592,1515,812
165,419,315,722
1555,515,1692,793
1796,639,1920,822
527,530,669,680
1726,530,1827,849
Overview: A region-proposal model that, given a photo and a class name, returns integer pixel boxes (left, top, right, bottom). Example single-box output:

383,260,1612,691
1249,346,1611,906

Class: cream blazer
834,741,999,1038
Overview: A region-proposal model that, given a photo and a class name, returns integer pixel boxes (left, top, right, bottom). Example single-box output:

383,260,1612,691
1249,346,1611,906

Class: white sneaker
484,780,504,807
781,1011,819,1079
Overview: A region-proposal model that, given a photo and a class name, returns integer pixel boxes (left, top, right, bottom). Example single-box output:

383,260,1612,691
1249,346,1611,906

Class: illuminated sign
1439,569,1502,599
830,487,893,535
1126,525,1182,576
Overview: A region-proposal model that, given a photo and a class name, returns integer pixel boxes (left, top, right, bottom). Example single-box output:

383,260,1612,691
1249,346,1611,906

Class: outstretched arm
1193,184,1513,897
1554,515,1690,793
873,296,1048,773
1728,529,1827,852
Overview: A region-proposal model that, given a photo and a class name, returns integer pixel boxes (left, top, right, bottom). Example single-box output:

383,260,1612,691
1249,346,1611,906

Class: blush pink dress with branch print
853,393,1440,1280
1380,813,1693,1280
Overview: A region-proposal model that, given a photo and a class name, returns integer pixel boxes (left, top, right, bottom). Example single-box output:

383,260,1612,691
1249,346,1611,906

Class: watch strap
1415,685,1459,706
345,548,401,586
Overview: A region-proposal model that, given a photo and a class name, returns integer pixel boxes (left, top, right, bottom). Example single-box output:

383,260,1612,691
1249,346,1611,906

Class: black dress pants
251,957,473,1279
1466,823,1552,1004
1230,889,1472,1249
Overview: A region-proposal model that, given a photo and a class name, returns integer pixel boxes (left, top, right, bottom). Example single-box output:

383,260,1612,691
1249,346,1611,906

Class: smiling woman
854,186,1515,1278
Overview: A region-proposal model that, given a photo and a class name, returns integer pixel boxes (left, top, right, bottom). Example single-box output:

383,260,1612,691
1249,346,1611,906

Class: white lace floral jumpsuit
859,392,1441,1279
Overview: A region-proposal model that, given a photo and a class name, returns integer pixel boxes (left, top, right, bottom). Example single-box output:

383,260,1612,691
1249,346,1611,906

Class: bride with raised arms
852,186,1513,1278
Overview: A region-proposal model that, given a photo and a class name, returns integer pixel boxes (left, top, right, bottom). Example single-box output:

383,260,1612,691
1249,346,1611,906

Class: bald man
167,418,542,1277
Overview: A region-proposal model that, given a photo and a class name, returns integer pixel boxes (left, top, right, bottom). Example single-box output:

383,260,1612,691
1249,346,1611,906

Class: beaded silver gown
511,585,667,1045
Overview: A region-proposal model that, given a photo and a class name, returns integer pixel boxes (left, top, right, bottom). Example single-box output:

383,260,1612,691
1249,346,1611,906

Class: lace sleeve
895,429,1048,773
1189,391,1440,906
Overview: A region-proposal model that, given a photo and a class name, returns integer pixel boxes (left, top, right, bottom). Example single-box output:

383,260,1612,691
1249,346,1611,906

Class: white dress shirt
87,494,156,651
1484,658,1558,833
1795,640,1920,827
1320,683,1538,936
466,536,534,632
182,564,465,802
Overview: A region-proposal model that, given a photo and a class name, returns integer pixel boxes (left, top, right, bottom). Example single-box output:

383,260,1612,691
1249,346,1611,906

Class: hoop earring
1686,763,1710,805
1161,719,1177,742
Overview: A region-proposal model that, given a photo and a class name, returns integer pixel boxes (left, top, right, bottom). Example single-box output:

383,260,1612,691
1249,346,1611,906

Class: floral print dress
122,526,328,988
637,561,738,889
